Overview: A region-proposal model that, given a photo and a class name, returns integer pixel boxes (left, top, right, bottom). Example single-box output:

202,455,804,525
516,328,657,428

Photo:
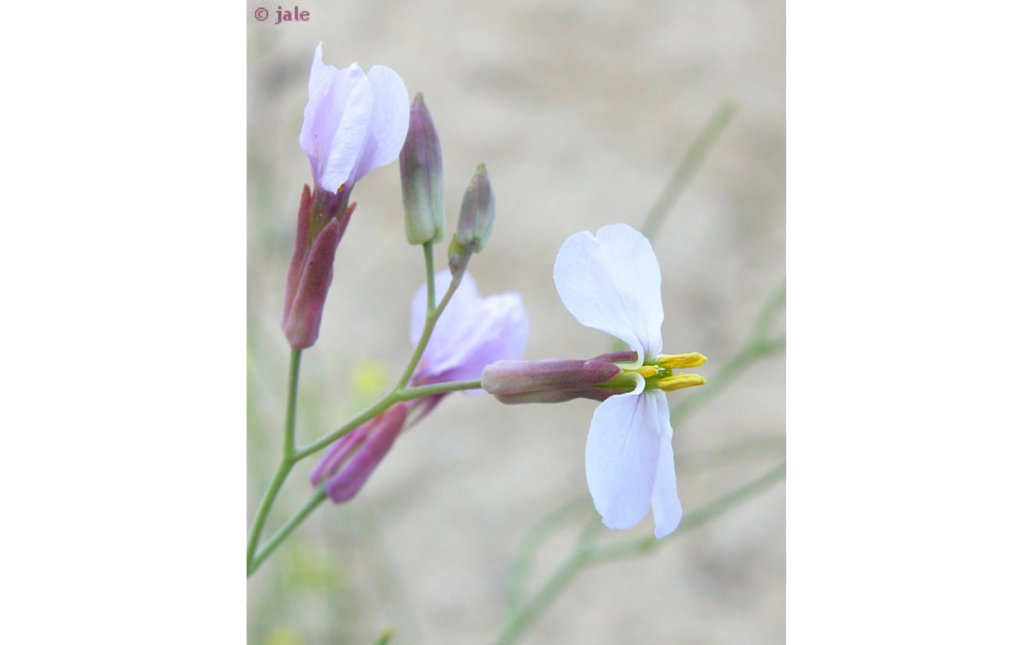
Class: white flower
554,224,688,538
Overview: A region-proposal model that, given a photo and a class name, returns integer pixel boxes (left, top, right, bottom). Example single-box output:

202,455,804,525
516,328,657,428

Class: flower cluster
264,46,709,570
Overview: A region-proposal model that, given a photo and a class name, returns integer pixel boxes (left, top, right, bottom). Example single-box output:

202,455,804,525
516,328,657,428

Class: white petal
553,224,664,364
348,65,410,185
299,59,374,193
648,391,682,538
585,392,663,530
322,67,374,191
307,42,334,97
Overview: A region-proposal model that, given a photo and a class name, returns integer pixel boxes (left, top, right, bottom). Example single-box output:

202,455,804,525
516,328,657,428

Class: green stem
504,435,783,618
399,379,482,400
284,349,302,454
247,374,485,573
671,335,785,426
588,462,786,562
496,552,589,645
507,498,593,617
424,242,436,316
640,99,738,240
496,463,786,644
295,394,398,460
671,341,766,426
295,379,482,460
246,458,293,572
372,627,396,645
671,283,785,426
751,279,786,341
248,248,475,574
395,268,465,391
248,487,328,576
246,349,303,572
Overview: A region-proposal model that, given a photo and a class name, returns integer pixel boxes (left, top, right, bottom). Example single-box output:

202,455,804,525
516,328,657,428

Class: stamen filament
633,365,659,379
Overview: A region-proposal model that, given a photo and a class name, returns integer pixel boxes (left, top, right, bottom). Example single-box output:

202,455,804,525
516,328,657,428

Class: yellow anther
633,365,660,379
657,374,706,391
657,353,707,369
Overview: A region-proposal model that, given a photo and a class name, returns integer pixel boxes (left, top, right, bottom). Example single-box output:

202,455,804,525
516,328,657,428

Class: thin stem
398,379,482,400
496,463,786,644
671,342,765,426
671,283,786,426
751,279,786,342
588,462,786,562
248,250,474,573
640,99,738,240
496,551,590,645
283,349,302,454
295,379,482,460
373,627,396,645
507,498,593,617
504,434,783,618
423,242,436,316
246,458,294,571
295,394,398,460
246,349,303,571
395,269,464,391
248,487,329,576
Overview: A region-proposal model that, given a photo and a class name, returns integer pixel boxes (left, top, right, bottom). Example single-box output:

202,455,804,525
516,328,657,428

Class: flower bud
455,164,495,253
399,93,445,245
591,351,640,365
312,402,409,503
482,358,622,404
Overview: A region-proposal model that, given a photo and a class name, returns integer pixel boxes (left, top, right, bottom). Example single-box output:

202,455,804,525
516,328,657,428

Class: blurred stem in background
498,99,785,643
672,280,785,426
372,627,395,645
498,282,786,644
640,98,738,241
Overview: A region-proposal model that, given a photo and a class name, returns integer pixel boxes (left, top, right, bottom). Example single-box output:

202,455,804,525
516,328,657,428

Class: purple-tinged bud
314,402,409,503
492,387,619,405
590,351,639,364
399,93,445,245
455,164,495,253
281,184,357,349
482,358,622,404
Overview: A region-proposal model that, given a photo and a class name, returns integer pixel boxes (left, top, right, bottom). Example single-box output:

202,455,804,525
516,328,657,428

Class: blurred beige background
248,1,784,643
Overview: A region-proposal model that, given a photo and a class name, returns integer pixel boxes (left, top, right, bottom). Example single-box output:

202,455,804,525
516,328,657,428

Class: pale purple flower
312,271,529,501
282,44,410,349
553,224,682,538
410,270,529,389
300,42,410,194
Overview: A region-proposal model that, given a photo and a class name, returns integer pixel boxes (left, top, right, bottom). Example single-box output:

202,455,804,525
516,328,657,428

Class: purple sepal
281,186,354,349
481,358,622,404
494,388,619,405
324,403,409,503
281,184,313,335
310,422,367,486
591,351,639,364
